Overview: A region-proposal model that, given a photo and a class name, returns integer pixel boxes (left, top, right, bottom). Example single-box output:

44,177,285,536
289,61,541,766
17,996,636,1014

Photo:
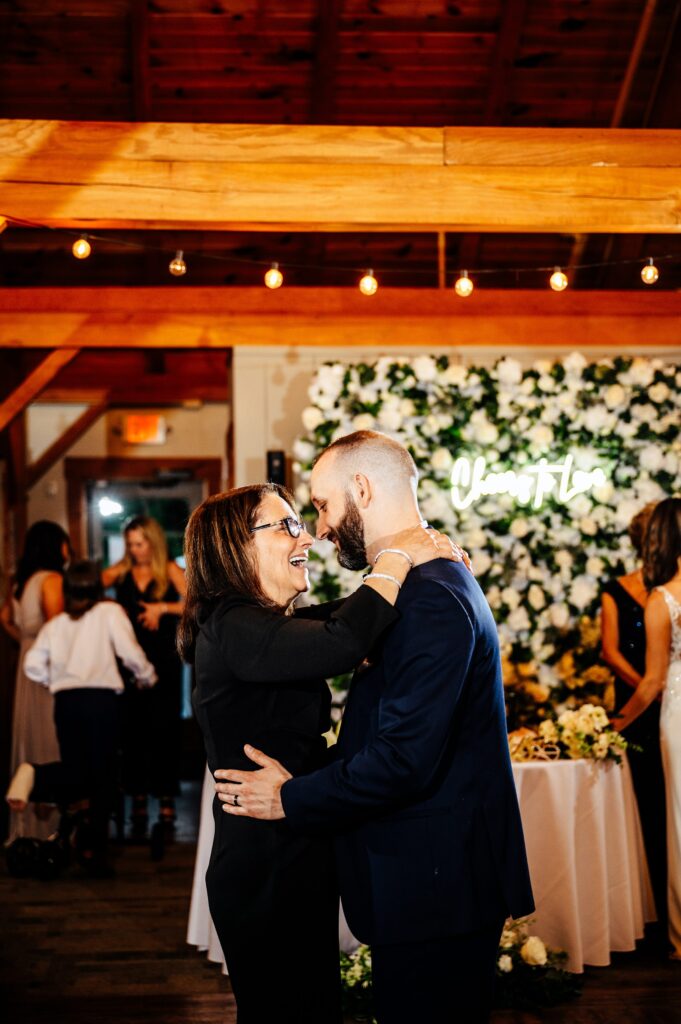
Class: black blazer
282,561,534,945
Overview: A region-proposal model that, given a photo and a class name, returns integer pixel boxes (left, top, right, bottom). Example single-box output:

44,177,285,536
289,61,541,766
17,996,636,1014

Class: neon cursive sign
450,454,607,511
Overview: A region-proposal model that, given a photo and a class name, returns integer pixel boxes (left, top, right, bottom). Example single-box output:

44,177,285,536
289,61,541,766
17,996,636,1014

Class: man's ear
352,473,372,509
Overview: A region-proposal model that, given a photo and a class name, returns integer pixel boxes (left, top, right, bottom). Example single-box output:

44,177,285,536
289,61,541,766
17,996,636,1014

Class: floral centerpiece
509,703,628,764
294,353,681,710
340,919,580,1019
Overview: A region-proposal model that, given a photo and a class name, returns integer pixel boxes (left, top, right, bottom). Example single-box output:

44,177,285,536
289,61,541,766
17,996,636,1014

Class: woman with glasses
178,484,459,1024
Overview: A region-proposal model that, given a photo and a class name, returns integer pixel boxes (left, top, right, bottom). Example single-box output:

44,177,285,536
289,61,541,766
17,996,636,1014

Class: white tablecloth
188,758,656,975
512,758,655,972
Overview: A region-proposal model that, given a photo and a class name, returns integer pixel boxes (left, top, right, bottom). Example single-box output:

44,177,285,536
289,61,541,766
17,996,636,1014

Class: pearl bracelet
373,548,414,568
363,572,402,591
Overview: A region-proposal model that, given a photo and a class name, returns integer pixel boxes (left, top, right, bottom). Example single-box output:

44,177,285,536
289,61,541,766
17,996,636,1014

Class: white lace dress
658,585,681,957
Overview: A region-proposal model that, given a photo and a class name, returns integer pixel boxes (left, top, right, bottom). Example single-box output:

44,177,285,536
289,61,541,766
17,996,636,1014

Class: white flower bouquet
510,703,627,764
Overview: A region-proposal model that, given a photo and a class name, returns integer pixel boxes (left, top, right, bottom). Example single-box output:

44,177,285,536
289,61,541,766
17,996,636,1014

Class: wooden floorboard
1,783,680,1024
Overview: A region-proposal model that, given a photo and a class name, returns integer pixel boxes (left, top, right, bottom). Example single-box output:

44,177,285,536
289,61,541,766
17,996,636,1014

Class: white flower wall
293,353,681,690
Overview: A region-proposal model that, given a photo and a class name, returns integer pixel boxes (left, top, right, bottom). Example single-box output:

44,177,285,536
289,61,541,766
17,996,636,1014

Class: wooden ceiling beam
1,122,680,232
0,348,80,431
0,289,678,350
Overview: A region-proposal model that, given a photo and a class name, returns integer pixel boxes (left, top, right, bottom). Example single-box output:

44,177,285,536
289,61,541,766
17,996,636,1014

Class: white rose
664,451,679,475
528,424,554,450
570,494,592,517
528,584,546,611
377,407,403,431
624,358,655,388
465,528,487,548
497,955,513,973
592,480,614,503
510,518,529,538
400,398,415,417
437,413,454,429
579,517,598,536
569,576,597,610
549,603,570,628
557,390,575,410
649,381,670,403
508,606,531,632
352,413,375,431
520,937,548,967
412,356,438,382
496,357,523,386
472,550,492,576
639,444,665,473
563,352,587,375
537,375,555,393
501,587,521,611
487,585,501,610
441,363,468,386
478,422,499,444
555,550,573,570
586,556,605,577
631,403,657,423
294,483,310,506
292,438,316,462
315,391,338,412
604,384,626,409
584,406,614,433
430,447,453,472
301,406,325,431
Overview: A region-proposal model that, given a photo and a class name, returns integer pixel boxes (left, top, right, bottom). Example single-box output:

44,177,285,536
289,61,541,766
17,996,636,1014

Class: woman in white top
7,561,156,876
1,521,70,840
614,498,681,960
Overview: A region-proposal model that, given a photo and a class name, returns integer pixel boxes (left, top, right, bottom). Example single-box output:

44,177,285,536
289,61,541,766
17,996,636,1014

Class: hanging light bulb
454,270,474,297
264,262,284,289
359,269,378,296
169,250,187,277
549,267,568,292
72,235,91,259
641,257,659,285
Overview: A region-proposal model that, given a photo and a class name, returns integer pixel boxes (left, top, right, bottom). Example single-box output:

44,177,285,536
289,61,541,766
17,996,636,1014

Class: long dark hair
642,497,681,590
177,483,296,662
15,521,70,599
64,560,103,620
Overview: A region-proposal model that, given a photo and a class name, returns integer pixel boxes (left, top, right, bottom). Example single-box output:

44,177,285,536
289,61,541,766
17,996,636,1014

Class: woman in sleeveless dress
614,497,681,959
102,516,186,836
601,502,667,926
1,521,70,840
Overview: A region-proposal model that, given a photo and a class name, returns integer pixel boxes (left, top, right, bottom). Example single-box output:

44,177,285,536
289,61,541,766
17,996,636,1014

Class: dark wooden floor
2,783,680,1024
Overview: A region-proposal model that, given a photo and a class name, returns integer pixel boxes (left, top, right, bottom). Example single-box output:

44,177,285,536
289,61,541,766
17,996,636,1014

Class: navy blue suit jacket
282,560,534,945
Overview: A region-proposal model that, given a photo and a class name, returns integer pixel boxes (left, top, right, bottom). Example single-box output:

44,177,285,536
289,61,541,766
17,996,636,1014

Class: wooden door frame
64,456,222,556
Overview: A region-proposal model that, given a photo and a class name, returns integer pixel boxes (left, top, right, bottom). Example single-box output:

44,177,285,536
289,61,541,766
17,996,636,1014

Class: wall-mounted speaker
266,449,287,485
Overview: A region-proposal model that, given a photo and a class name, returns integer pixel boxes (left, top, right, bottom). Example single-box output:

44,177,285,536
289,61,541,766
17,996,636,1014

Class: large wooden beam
0,289,678,349
1,122,679,232
0,349,79,431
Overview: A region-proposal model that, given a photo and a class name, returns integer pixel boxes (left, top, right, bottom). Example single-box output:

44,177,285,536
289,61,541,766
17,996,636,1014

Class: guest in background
1,520,70,840
614,497,681,960
102,516,186,837
7,561,157,876
601,502,667,929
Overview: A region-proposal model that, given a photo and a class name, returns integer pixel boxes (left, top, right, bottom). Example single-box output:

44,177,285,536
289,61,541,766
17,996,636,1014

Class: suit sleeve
281,581,475,828
217,586,397,684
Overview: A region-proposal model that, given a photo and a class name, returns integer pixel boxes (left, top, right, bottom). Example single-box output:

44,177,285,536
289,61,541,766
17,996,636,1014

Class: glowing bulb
641,258,659,285
549,267,568,292
72,235,91,259
359,269,378,296
98,496,123,517
454,270,474,297
169,250,187,276
264,262,283,289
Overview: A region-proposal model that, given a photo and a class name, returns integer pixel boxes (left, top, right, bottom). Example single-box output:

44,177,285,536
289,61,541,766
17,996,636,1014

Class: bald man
215,430,533,1024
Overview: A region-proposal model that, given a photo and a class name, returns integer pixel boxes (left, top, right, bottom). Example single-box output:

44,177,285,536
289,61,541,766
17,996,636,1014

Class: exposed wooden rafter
0,349,80,431
0,288,678,350
1,122,679,233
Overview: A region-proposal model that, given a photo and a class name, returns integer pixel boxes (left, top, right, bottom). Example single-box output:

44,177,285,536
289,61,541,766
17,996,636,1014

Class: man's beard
329,494,368,571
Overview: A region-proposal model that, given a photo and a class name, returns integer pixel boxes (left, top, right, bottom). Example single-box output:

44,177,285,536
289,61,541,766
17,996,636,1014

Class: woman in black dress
178,483,457,1024
601,501,667,929
102,516,186,835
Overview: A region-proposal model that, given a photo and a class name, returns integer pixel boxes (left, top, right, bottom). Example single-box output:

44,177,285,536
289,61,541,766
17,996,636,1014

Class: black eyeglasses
250,516,308,539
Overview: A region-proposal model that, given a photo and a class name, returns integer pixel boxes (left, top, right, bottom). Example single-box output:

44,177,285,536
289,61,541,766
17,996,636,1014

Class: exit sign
124,414,167,445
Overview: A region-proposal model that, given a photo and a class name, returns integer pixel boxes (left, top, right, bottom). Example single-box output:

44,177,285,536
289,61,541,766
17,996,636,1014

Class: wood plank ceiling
1,0,680,290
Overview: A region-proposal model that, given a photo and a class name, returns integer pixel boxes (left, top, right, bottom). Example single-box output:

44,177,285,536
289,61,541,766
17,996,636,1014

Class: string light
169,250,187,276
641,257,659,285
454,270,474,297
359,269,378,296
264,262,284,289
549,267,568,292
72,235,91,259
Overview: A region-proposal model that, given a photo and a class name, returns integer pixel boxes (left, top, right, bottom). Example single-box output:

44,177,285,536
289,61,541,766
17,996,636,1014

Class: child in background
6,561,157,876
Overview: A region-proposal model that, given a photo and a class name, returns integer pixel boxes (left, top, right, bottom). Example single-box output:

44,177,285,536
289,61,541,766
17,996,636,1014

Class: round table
512,757,655,972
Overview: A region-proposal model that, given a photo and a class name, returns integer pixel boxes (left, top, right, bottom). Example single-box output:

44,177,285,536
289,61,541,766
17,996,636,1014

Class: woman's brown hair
628,501,658,559
177,483,296,661
642,496,681,590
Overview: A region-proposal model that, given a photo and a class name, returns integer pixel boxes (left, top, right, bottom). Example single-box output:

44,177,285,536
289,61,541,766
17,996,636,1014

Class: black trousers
122,680,181,798
372,917,505,1024
32,688,120,855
